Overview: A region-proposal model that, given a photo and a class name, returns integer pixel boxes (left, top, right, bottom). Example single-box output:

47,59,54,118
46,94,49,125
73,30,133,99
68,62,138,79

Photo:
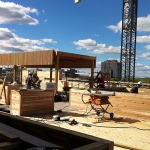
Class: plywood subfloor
22,102,150,150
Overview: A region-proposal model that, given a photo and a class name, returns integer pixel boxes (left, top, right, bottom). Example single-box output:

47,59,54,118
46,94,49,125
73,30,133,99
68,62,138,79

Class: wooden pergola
0,50,96,91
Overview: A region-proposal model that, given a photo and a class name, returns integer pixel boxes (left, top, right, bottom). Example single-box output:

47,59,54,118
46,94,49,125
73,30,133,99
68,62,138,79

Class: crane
120,0,138,82
75,0,138,82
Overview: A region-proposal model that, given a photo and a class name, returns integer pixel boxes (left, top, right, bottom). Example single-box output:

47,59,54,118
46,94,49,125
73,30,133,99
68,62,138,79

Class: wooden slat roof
0,50,96,68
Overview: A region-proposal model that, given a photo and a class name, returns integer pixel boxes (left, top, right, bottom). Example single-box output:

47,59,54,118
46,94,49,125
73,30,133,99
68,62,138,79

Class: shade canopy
0,50,96,69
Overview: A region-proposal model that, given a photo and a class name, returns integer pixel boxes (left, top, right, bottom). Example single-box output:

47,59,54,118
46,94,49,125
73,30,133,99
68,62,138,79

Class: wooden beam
23,65,54,68
57,51,96,60
59,60,96,68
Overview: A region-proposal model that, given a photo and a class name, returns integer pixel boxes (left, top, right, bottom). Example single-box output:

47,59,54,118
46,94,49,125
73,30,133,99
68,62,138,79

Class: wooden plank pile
69,89,150,121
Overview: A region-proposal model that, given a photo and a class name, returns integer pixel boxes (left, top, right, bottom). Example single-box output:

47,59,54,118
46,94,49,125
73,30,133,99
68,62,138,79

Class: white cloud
144,45,150,50
107,21,122,33
137,15,150,32
108,58,120,62
73,39,120,54
0,28,57,53
137,35,150,43
140,52,150,60
0,1,39,25
42,39,57,44
107,15,150,33
135,63,150,77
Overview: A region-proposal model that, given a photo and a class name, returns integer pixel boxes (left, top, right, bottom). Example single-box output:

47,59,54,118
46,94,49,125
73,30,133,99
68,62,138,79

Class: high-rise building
101,60,121,78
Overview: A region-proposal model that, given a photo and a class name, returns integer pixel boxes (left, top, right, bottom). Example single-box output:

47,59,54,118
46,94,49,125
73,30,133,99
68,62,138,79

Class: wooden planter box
10,89,54,116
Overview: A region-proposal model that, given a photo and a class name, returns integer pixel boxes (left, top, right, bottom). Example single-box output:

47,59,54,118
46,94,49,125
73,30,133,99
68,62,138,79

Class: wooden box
10,90,54,116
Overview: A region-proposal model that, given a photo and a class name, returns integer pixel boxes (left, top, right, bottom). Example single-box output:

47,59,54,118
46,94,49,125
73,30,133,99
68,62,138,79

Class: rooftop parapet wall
69,89,150,121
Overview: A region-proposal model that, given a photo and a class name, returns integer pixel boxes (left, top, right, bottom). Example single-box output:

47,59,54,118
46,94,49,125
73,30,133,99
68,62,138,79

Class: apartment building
101,60,121,78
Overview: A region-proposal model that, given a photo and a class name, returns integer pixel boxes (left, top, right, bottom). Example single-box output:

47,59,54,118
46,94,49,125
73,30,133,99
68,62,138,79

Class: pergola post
90,60,94,88
20,66,22,84
55,56,59,92
50,67,53,82
13,65,17,82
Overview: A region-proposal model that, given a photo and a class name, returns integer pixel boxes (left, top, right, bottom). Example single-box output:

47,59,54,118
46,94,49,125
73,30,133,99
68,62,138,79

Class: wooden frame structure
0,50,96,91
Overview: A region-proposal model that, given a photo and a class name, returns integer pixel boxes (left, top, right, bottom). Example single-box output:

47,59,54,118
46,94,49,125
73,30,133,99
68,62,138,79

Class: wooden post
50,67,52,82
20,66,22,85
55,56,59,92
13,65,17,82
90,60,94,88
59,68,62,80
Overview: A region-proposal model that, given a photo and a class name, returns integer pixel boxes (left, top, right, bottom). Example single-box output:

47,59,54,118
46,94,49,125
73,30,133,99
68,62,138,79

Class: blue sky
0,0,150,77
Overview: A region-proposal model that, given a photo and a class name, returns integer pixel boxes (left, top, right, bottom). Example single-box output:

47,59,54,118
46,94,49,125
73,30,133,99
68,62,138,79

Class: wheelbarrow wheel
110,113,114,119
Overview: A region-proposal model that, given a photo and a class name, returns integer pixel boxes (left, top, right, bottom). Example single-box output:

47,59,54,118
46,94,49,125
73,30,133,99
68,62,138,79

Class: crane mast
74,0,138,82
120,0,138,82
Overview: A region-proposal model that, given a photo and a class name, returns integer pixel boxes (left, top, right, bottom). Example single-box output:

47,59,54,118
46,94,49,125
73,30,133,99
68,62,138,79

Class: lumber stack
10,89,54,116
69,89,150,121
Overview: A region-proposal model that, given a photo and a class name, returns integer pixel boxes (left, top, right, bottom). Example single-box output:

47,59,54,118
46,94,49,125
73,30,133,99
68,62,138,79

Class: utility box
75,0,81,4
40,82,56,90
